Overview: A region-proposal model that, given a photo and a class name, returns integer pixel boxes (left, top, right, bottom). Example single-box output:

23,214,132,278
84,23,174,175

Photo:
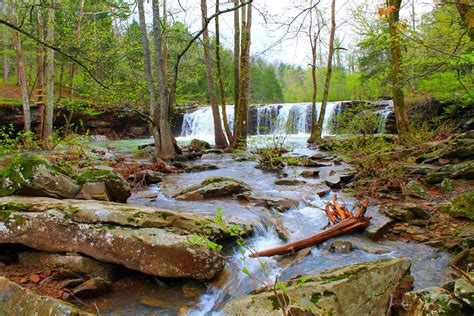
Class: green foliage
334,103,383,138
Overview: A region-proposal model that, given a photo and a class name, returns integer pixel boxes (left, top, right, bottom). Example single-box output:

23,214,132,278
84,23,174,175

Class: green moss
442,192,474,220
0,210,15,222
0,154,72,196
0,202,33,212
76,169,121,184
13,215,28,225
310,291,336,304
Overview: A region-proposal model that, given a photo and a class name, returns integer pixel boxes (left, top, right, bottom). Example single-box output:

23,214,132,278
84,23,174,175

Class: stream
91,133,452,315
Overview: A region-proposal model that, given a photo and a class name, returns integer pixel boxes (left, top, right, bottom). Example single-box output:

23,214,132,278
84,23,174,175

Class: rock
135,146,155,161
458,223,474,248
329,240,353,253
338,236,390,254
182,280,206,298
175,176,251,200
71,277,111,298
237,191,299,212
190,139,211,150
0,196,238,280
440,192,474,220
222,258,411,316
18,252,117,281
129,126,148,136
76,169,131,203
185,163,219,172
364,213,395,240
88,135,109,142
0,154,81,199
405,180,427,199
127,170,163,185
0,277,91,315
454,273,474,308
312,183,331,197
284,157,323,167
405,204,431,220
274,179,306,186
400,287,465,316
57,278,86,289
205,149,225,154
299,170,320,178
75,182,110,201
425,160,474,184
324,175,341,188
383,207,415,221
140,296,172,308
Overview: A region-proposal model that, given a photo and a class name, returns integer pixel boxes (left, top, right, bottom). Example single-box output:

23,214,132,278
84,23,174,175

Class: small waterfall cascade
375,100,394,134
179,102,343,141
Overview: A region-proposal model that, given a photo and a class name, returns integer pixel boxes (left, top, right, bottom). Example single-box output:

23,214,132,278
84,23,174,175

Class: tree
201,0,227,148
7,0,30,133
36,0,45,137
215,0,233,141
232,1,252,148
307,3,322,143
314,0,336,141
43,3,55,145
447,0,474,41
385,0,409,138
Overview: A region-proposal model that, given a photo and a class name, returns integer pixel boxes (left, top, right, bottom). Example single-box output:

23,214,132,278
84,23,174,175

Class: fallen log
249,197,370,258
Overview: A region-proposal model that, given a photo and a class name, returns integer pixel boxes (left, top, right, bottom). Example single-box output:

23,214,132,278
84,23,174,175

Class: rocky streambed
0,135,473,315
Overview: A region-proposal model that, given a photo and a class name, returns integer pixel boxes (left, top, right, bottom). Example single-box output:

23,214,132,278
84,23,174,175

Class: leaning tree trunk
233,2,252,148
43,4,55,146
232,0,240,139
216,0,233,142
201,0,227,148
137,0,161,160
8,0,30,133
387,0,409,139
152,0,176,160
314,0,336,141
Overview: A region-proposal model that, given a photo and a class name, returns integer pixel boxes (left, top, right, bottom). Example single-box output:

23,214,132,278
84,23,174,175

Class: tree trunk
201,0,227,148
152,0,176,160
36,0,45,138
8,0,30,133
137,0,162,161
308,3,321,144
314,0,336,141
233,2,252,148
70,0,85,99
44,4,55,146
449,0,474,40
2,23,9,83
216,0,233,142
387,0,409,138
233,0,240,137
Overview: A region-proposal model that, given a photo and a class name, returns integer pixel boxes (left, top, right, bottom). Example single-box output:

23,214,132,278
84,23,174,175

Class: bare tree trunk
44,4,55,146
70,0,84,99
137,0,162,160
36,0,45,138
8,0,30,133
201,0,227,148
152,0,176,160
447,0,474,40
216,0,233,142
234,2,252,148
387,0,408,138
162,0,168,82
2,23,9,83
308,3,321,144
233,0,240,138
315,0,336,141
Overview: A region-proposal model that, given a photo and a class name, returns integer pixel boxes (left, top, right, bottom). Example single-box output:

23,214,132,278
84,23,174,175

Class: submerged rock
299,170,320,178
274,179,306,186
329,240,353,253
222,258,411,315
185,163,219,172
175,176,251,200
0,277,91,315
0,196,239,280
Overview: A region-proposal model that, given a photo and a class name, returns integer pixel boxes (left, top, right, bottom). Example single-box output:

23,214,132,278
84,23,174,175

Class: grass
0,97,22,106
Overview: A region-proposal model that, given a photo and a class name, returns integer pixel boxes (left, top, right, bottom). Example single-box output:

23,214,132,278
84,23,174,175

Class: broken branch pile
250,195,370,258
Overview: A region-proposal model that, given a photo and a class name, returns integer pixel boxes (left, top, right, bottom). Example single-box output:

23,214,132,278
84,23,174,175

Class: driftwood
249,196,370,258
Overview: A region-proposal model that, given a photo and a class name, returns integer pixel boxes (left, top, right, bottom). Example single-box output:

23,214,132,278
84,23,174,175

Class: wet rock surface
174,176,251,200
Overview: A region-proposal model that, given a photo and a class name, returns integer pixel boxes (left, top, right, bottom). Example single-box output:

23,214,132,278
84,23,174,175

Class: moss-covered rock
454,273,474,308
440,192,474,220
190,139,211,150
76,169,131,203
222,258,411,315
400,287,466,315
0,154,80,198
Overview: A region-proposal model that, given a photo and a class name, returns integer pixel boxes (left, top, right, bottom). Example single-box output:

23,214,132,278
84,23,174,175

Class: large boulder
0,277,91,315
0,154,81,198
175,176,251,200
222,258,411,315
0,196,252,280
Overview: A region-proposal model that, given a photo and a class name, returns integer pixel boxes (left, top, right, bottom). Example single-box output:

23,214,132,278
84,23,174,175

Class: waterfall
179,102,342,142
375,100,394,134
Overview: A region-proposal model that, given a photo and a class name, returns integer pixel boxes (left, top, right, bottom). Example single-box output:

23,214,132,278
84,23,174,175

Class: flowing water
93,102,452,315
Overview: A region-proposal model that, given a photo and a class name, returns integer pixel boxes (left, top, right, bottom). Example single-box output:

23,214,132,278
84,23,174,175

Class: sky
137,0,436,67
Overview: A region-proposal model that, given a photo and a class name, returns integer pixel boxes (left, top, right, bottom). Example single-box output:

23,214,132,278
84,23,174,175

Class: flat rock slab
364,208,395,240
237,191,299,212
0,277,92,315
0,196,242,280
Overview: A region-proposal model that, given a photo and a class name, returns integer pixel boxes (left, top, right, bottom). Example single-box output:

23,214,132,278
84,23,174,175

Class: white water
179,102,343,143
